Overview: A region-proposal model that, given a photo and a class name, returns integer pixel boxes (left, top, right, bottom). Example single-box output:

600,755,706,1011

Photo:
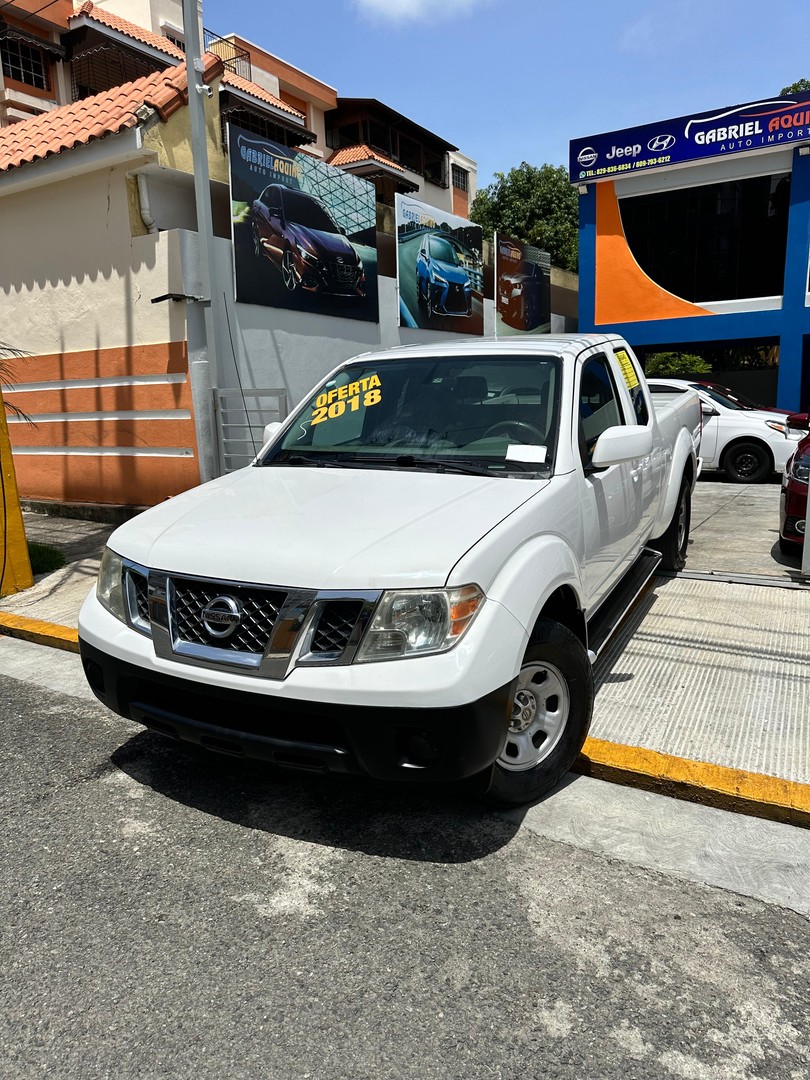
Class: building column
778,147,810,411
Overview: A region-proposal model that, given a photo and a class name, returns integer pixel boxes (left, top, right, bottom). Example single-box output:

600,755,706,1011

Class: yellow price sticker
615,349,639,390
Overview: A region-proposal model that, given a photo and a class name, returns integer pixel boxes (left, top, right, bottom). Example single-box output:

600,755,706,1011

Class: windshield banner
395,194,483,334
494,233,551,336
229,123,378,322
569,91,810,184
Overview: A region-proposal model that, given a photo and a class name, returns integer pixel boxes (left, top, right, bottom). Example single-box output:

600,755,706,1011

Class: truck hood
107,466,547,590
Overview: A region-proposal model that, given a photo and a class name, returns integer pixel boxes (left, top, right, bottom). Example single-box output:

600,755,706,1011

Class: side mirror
700,403,720,418
263,421,282,445
591,425,653,467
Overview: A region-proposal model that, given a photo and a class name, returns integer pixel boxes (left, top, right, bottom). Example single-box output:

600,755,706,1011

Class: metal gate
214,387,289,473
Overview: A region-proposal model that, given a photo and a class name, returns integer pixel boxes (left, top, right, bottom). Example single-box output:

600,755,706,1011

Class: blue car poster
229,124,379,322
395,194,483,334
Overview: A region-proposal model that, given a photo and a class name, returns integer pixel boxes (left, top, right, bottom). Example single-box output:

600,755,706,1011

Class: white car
647,378,803,483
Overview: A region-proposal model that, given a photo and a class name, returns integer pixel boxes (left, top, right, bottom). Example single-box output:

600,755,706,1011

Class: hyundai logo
577,146,598,168
201,596,242,639
647,134,675,152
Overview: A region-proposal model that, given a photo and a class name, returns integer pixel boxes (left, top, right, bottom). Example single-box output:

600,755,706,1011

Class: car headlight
791,453,810,483
297,245,319,266
355,584,484,662
431,271,448,287
765,420,788,435
97,547,125,622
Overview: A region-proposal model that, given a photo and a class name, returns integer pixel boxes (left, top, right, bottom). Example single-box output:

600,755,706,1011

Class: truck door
611,345,663,548
577,352,641,606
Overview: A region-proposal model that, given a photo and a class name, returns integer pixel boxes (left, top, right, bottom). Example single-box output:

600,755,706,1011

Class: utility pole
181,0,227,481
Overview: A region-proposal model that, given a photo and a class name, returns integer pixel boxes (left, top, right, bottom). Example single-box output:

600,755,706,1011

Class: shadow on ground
111,729,526,863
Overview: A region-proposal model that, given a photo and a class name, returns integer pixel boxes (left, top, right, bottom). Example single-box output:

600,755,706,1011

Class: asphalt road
2,654,810,1079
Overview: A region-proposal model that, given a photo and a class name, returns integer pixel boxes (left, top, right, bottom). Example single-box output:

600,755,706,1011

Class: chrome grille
310,600,364,655
170,578,285,654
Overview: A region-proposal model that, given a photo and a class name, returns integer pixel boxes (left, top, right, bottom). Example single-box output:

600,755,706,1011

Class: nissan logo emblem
577,146,598,168
201,595,242,639
647,134,675,152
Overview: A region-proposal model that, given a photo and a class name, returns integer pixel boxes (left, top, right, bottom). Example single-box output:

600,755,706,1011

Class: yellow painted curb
0,612,79,653
576,736,810,828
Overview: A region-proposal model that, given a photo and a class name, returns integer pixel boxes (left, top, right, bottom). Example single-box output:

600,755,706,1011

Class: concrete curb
1,618,808,829
0,612,79,653
575,736,810,829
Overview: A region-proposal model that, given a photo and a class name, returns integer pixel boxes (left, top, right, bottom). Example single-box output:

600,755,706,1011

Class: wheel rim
732,450,763,479
282,251,296,290
676,491,689,553
497,661,570,772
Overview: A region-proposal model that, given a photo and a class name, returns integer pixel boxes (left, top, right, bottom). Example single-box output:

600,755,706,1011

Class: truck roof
346,334,626,366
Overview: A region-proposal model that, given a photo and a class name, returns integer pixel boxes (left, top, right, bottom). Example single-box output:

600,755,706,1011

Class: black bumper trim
80,639,515,782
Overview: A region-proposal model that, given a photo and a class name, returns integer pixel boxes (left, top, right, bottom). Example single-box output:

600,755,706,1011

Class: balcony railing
203,29,250,81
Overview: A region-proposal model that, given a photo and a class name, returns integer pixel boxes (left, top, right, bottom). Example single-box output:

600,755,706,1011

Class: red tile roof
71,2,186,60
220,71,305,121
0,55,223,173
328,143,404,172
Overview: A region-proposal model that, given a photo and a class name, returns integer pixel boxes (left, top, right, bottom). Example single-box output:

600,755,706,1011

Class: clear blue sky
203,0,810,190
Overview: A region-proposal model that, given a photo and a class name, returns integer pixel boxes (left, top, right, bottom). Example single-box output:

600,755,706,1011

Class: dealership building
570,91,810,410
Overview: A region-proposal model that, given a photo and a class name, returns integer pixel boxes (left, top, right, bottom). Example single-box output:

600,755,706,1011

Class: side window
613,348,649,425
579,355,623,465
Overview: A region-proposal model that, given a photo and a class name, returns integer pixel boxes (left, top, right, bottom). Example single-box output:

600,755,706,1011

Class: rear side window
614,348,649,425
579,354,623,464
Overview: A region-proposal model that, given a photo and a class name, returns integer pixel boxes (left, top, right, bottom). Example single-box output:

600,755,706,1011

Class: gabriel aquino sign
570,91,810,183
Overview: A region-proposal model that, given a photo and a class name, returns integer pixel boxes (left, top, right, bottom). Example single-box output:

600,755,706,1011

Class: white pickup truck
79,334,700,806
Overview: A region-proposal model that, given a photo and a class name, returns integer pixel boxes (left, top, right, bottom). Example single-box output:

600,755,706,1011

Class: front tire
653,476,691,571
485,619,594,807
723,441,771,483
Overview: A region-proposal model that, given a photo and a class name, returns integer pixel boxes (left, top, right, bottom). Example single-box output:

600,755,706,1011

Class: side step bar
587,547,662,659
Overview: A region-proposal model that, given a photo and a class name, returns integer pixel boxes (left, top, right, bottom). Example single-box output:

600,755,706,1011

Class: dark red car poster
229,124,379,322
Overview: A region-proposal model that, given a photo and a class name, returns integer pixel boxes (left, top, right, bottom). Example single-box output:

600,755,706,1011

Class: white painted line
7,410,192,423
4,373,187,393
12,446,194,457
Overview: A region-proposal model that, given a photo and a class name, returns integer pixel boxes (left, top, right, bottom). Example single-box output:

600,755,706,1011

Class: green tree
471,162,579,272
780,79,810,94
644,352,711,378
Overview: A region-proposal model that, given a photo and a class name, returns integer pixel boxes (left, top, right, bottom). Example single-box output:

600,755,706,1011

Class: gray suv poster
495,233,551,336
229,125,378,322
396,195,483,334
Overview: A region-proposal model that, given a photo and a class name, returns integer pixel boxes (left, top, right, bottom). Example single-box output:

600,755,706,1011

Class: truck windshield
260,355,561,477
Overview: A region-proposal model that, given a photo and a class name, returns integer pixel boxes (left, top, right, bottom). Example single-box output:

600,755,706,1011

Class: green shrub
645,352,712,378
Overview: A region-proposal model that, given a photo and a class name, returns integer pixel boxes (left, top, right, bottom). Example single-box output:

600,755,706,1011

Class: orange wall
6,342,200,506
594,181,712,324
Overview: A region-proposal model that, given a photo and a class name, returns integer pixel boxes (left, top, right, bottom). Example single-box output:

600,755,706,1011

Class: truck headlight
97,547,125,622
356,584,484,662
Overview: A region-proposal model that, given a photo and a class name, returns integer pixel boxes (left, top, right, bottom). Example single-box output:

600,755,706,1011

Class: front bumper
79,639,514,781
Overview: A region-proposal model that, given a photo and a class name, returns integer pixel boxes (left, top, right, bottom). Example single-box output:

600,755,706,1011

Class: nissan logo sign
577,146,598,168
201,595,242,639
647,134,675,152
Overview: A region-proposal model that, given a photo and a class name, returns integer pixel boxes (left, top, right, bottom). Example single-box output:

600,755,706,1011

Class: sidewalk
2,482,810,824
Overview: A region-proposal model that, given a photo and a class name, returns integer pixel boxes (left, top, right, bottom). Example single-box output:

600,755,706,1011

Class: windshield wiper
263,454,359,469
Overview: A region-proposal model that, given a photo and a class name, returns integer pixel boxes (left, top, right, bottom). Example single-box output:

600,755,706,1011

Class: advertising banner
570,91,810,184
229,124,378,322
395,194,483,334
494,233,551,336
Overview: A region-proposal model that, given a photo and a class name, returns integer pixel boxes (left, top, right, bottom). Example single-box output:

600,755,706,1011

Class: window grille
1,37,49,91
452,165,469,192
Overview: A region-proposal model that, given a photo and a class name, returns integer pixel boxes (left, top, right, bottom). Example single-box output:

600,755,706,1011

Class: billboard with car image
229,124,378,322
395,194,483,334
495,233,551,336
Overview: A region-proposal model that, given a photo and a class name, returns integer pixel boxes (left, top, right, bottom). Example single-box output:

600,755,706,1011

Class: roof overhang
0,126,151,197
338,160,418,191
66,14,182,68
0,21,66,58
330,98,457,152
